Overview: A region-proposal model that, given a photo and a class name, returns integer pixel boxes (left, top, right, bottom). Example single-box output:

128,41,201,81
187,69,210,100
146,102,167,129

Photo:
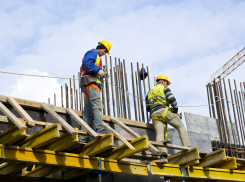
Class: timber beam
46,128,79,151
167,147,200,165
16,123,60,148
0,102,27,130
198,148,227,167
76,133,114,155
41,104,77,135
6,97,35,127
150,163,245,181
103,135,149,160
0,121,26,145
213,157,237,170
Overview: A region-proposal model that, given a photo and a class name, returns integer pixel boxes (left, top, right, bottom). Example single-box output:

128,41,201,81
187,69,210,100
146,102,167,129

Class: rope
0,70,80,80
1,70,244,109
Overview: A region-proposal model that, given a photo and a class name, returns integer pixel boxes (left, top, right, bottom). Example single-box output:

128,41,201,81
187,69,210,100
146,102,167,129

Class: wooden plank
42,104,77,135
66,108,98,137
0,121,26,145
103,135,149,160
110,117,160,154
163,143,191,151
0,115,187,152
6,97,35,127
214,157,237,170
0,102,27,130
198,149,227,167
46,128,79,152
16,124,60,148
76,133,114,156
23,165,65,177
0,115,8,123
167,147,200,165
103,121,136,150
143,158,168,164
0,95,155,130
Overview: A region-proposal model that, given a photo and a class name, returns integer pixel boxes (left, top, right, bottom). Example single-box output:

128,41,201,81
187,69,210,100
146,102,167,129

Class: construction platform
0,95,245,182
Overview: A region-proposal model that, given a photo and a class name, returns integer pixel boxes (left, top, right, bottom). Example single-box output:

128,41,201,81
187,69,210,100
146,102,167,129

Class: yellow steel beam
104,135,149,160
198,149,227,167
0,121,26,145
167,147,200,165
0,144,148,176
150,163,245,181
46,128,79,152
78,133,114,156
16,123,60,148
214,157,237,170
0,162,31,175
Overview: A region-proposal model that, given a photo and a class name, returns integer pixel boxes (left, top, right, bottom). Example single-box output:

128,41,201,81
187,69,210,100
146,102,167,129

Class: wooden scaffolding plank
102,121,136,150
0,102,27,130
0,162,32,175
22,165,65,178
0,121,26,145
198,149,227,167
110,117,160,154
77,133,114,156
41,104,77,135
104,135,149,160
16,123,60,148
0,115,8,124
167,147,200,165
66,108,98,138
144,158,168,164
0,95,154,130
46,128,79,152
214,157,237,170
6,97,35,127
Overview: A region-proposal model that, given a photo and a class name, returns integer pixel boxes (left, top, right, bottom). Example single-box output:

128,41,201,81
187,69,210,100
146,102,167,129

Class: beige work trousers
152,108,190,155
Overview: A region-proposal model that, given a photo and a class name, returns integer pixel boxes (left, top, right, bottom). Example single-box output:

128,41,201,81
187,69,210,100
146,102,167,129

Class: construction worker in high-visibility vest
146,75,190,158
79,40,113,142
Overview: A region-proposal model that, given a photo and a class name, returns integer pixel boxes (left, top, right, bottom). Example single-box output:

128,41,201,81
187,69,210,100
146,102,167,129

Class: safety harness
81,50,102,97
148,85,170,139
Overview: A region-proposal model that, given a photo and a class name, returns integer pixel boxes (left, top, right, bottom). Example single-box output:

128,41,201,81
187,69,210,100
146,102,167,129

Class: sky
0,0,245,123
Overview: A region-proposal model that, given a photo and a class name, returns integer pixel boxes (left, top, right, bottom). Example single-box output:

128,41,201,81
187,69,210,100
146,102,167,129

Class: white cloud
0,0,245,120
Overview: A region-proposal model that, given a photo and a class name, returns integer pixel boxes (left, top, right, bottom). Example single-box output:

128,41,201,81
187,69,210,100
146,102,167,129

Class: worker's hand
172,107,178,114
98,70,106,78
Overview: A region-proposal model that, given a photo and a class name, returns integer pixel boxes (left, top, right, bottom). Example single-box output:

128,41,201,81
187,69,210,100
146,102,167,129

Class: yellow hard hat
156,75,171,85
98,40,112,54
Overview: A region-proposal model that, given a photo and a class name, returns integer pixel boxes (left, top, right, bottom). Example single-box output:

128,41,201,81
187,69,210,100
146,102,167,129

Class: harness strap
151,106,170,140
84,84,101,98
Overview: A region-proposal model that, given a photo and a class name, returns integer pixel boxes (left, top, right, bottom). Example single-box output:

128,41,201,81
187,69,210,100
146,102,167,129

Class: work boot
98,129,113,134
78,135,88,143
160,153,168,159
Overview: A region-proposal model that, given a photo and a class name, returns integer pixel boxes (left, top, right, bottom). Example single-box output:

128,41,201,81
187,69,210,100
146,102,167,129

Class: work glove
171,107,178,114
98,70,106,78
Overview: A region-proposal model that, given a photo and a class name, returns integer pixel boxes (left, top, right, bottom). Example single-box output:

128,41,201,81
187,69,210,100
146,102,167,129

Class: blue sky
0,0,245,121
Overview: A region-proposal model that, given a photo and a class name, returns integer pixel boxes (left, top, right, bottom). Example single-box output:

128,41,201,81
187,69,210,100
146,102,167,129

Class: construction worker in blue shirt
79,40,112,142
146,75,190,158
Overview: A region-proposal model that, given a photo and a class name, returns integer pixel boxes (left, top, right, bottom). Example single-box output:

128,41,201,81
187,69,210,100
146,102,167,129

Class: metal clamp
93,157,107,174
174,166,190,182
